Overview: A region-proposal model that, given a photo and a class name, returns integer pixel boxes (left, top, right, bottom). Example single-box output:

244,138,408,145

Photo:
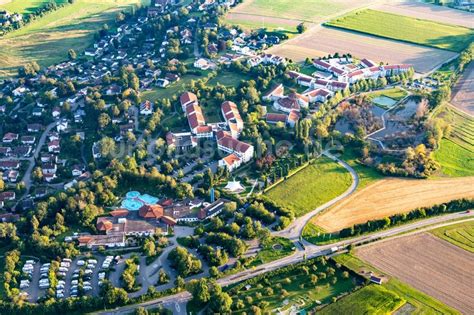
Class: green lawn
0,0,148,78
326,9,474,52
265,157,352,217
339,147,384,190
248,237,295,267
430,221,474,253
334,254,460,315
318,285,405,315
434,139,474,177
0,0,68,14
367,87,408,101
229,259,357,313
207,71,251,87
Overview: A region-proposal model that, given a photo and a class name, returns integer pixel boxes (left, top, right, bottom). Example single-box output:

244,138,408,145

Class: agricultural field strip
325,9,474,52
374,1,474,29
450,62,474,116
314,177,474,232
430,221,474,253
357,233,474,314
267,27,457,74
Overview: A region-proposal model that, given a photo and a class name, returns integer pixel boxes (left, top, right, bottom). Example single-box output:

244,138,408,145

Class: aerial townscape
0,0,472,314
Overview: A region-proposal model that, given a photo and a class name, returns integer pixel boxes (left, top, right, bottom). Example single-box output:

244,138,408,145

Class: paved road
95,212,474,315
272,151,359,242
18,121,58,202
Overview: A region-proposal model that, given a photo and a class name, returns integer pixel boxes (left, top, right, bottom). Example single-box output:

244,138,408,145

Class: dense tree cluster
167,247,202,277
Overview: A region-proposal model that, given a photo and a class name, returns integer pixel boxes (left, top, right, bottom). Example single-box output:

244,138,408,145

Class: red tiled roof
110,209,129,217
266,113,287,122
218,135,252,154
180,92,197,107
139,204,164,219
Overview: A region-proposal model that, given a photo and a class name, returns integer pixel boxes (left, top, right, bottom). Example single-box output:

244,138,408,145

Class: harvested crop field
313,177,474,232
357,233,474,314
451,62,474,116
374,1,474,29
267,27,457,74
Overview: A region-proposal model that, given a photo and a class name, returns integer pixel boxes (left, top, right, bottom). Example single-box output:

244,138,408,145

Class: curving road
272,151,359,243
95,212,474,315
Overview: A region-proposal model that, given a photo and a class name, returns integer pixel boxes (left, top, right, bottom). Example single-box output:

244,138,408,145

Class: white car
84,269,93,275
25,260,36,265
57,293,64,298
20,283,30,289
56,284,65,290
82,281,91,287
71,280,78,285
62,258,72,263
87,259,97,265
76,260,85,266
58,267,68,272
83,286,92,291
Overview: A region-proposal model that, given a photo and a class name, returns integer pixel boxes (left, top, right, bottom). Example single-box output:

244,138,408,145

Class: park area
357,233,474,314
265,157,352,217
226,258,360,314
0,0,147,78
325,9,474,52
430,221,474,253
312,177,474,232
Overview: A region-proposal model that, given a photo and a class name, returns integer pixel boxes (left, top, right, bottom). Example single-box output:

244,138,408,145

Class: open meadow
312,177,474,232
357,233,474,314
267,27,457,74
325,9,474,52
265,157,352,217
0,0,147,79
430,220,474,253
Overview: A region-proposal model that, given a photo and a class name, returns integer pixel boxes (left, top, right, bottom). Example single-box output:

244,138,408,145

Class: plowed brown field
357,233,474,314
313,177,474,232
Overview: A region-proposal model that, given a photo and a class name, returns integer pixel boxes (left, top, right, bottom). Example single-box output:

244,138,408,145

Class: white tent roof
224,180,244,192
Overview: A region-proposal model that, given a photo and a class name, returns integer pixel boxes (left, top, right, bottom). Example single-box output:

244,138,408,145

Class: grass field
339,148,384,190
434,139,474,177
326,9,474,52
265,157,352,217
0,0,147,79
249,237,295,266
334,254,460,315
0,0,68,14
367,87,408,101
319,285,405,315
430,221,474,253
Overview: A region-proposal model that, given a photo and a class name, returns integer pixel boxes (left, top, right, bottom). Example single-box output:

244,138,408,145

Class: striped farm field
326,9,474,52
430,221,474,253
